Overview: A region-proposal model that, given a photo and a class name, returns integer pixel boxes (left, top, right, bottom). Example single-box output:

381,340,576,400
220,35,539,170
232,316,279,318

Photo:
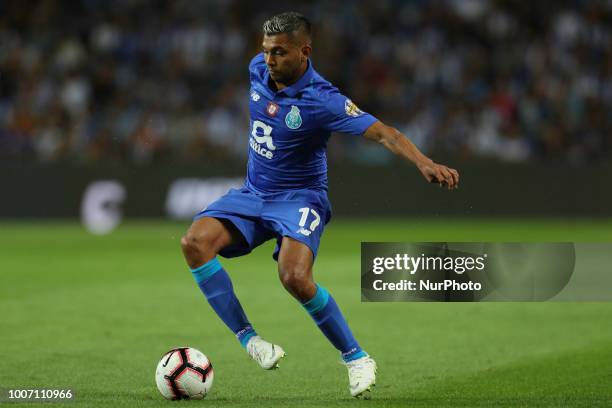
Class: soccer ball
155,347,214,400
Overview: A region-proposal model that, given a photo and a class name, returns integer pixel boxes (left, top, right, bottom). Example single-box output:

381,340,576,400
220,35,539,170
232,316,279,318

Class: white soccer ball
155,347,214,400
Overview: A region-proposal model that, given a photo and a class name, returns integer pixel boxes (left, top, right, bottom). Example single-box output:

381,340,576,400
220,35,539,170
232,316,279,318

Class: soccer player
181,12,459,398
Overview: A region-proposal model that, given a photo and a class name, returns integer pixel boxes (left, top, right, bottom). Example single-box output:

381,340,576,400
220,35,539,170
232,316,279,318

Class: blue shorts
194,187,332,260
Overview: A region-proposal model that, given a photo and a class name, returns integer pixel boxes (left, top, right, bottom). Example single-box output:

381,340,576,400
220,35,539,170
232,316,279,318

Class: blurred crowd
1,0,611,166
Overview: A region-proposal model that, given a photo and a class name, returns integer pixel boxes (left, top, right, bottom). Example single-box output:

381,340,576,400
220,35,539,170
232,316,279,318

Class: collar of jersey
265,59,314,98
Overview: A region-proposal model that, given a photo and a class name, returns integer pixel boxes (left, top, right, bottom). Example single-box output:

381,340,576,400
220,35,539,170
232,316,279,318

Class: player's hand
418,161,460,189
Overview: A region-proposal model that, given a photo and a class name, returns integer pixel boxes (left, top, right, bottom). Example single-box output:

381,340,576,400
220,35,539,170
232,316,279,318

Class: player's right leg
181,216,238,268
181,217,257,347
180,217,285,369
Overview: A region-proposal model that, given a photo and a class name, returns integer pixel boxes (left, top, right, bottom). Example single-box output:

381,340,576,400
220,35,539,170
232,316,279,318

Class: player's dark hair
262,12,311,42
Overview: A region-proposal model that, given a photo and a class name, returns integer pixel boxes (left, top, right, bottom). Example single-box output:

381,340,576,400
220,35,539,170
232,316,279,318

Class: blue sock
191,258,256,347
302,284,367,362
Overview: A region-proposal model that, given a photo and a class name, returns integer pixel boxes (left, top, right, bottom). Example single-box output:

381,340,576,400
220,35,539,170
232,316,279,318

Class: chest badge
266,102,280,117
285,105,302,129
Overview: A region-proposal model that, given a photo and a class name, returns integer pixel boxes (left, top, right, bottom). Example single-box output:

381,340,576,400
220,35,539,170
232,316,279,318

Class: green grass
1,218,612,407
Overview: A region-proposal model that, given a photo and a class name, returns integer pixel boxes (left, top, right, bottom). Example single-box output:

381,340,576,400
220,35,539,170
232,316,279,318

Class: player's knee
278,261,312,292
180,230,218,264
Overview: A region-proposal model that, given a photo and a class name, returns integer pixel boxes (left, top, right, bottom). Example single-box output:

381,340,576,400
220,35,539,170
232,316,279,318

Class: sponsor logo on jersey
266,101,280,117
285,105,302,129
250,120,275,159
250,90,260,102
345,98,364,117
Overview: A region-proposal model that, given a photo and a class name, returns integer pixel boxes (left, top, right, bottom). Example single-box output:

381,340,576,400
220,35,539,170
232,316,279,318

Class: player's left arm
364,121,460,189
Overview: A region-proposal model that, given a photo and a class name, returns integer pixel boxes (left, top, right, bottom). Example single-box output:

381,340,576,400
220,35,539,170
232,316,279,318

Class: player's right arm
363,121,459,189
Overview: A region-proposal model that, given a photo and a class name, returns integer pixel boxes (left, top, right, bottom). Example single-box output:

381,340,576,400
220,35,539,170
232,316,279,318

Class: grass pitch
1,218,612,407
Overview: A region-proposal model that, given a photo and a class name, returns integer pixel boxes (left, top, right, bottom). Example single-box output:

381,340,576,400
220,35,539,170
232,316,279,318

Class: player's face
262,33,309,85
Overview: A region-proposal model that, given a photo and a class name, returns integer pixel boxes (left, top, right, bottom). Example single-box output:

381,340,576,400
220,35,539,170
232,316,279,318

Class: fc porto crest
285,105,302,129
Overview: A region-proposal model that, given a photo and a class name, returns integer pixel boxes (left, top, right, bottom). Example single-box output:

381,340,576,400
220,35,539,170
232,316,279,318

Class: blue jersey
246,53,377,193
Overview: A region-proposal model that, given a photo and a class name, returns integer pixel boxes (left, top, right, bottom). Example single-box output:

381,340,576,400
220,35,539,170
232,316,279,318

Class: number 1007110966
5,389,74,400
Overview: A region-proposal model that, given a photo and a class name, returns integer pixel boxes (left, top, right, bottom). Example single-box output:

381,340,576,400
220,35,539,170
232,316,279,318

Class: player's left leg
277,237,377,398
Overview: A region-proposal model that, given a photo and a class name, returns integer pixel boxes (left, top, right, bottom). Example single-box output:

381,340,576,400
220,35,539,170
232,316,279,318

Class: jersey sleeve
248,53,265,83
318,91,377,136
